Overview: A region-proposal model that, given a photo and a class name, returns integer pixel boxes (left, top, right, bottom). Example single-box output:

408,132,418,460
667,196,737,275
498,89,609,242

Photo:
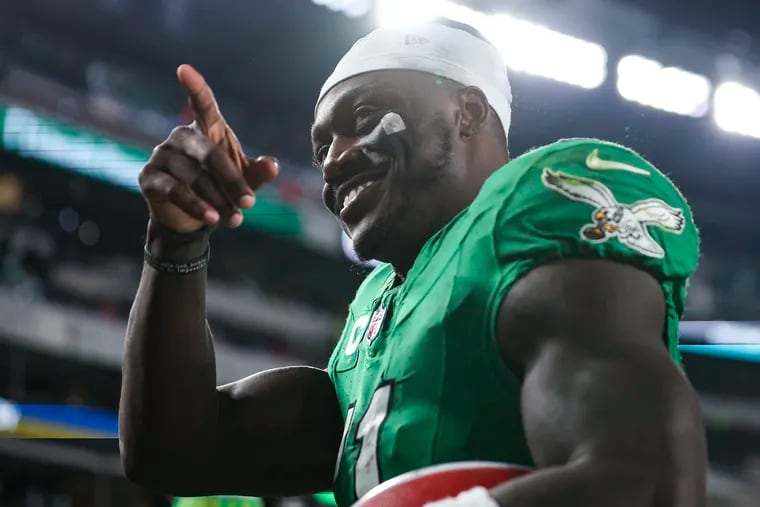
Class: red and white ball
352,461,531,507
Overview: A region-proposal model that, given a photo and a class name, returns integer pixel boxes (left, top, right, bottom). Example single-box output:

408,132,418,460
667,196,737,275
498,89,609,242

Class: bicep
498,260,706,498
520,336,693,468
200,366,343,497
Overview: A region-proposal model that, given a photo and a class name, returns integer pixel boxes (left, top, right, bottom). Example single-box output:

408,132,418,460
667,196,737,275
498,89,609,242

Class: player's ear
456,86,490,139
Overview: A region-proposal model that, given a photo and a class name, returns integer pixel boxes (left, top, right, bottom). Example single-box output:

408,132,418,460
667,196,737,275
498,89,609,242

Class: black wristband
144,244,210,274
143,219,215,272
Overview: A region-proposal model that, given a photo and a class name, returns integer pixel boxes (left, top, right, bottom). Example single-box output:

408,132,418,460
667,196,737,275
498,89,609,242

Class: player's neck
390,253,414,283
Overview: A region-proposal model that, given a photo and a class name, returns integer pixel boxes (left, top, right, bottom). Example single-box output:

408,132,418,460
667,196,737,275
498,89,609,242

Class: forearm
490,460,654,507
119,220,218,477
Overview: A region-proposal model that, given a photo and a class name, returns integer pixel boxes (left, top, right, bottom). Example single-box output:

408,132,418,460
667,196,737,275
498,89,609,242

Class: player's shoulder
480,137,698,266
511,137,658,175
482,137,689,209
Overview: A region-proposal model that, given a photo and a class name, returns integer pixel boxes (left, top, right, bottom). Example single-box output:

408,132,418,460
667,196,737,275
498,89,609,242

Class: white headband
317,23,512,140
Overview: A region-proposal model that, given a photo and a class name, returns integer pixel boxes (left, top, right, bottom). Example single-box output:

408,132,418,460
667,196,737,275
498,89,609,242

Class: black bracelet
143,245,210,274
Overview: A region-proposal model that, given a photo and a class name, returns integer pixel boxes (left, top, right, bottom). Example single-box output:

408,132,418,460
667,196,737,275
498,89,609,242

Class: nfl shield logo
367,306,387,344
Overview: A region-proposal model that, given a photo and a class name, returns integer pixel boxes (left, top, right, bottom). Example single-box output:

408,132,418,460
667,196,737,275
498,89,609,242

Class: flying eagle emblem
541,168,685,258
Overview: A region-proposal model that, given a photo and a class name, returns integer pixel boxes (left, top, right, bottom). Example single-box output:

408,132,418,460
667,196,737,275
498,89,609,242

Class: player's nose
321,135,365,185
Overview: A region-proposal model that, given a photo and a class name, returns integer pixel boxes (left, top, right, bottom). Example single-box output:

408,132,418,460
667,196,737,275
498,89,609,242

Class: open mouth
332,151,399,224
341,180,375,210
337,176,385,224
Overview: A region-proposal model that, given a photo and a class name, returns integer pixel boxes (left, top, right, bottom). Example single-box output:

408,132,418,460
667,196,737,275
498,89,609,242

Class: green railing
0,104,302,237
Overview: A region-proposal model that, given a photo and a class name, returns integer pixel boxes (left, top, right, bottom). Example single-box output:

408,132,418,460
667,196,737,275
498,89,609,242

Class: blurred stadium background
0,0,760,505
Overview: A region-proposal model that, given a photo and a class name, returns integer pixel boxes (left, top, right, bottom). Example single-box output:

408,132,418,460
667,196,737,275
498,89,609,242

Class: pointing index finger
177,64,225,140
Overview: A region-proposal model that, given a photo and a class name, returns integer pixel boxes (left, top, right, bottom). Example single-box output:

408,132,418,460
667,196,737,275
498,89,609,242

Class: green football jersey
327,138,699,506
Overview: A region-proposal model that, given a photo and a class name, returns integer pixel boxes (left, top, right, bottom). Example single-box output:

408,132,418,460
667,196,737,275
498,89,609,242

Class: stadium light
312,0,372,18
376,0,608,90
714,81,760,140
0,398,20,432
485,15,607,90
376,0,446,27
616,55,711,118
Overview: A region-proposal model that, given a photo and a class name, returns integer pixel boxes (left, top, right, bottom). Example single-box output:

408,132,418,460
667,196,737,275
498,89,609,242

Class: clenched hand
139,64,279,233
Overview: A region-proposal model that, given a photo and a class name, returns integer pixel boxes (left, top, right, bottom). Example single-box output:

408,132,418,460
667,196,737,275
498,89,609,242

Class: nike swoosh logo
585,149,651,176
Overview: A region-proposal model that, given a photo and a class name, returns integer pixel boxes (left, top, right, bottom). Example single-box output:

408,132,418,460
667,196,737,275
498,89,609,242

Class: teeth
342,182,372,210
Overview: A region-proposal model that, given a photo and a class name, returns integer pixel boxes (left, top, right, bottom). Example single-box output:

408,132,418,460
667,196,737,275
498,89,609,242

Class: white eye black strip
380,112,406,136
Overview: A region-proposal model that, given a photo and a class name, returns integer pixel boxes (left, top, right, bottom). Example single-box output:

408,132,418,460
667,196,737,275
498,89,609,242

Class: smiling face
313,70,493,271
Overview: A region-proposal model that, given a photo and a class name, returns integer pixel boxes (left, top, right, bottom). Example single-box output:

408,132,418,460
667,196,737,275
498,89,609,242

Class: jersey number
335,383,393,499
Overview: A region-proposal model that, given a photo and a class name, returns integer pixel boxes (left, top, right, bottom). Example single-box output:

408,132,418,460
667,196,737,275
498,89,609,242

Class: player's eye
355,105,380,132
314,144,330,166
355,105,376,119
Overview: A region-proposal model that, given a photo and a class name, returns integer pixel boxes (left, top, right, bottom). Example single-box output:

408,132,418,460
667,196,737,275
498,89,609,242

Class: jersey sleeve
490,140,699,360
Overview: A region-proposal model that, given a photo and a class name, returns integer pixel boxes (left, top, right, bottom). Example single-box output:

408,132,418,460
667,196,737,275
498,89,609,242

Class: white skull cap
317,22,512,140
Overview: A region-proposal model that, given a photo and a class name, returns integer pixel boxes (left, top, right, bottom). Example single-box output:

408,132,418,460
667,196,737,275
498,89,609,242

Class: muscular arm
491,259,707,507
119,224,342,497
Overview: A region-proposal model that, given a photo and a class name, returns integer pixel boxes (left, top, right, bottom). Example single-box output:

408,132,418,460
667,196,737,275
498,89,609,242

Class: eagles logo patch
541,168,685,258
